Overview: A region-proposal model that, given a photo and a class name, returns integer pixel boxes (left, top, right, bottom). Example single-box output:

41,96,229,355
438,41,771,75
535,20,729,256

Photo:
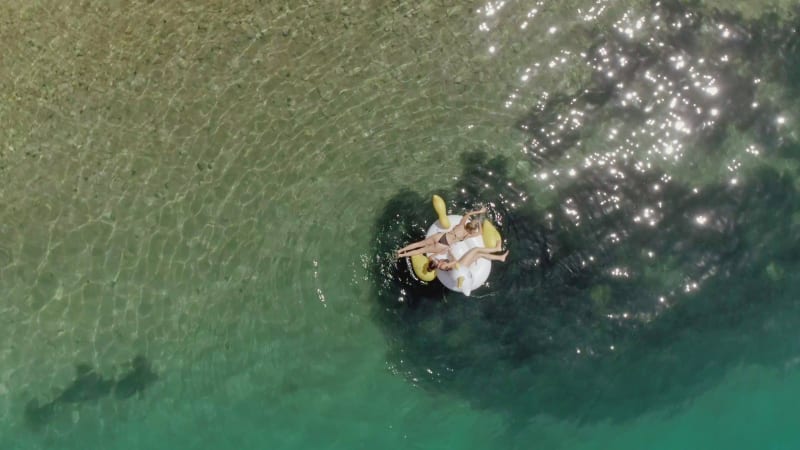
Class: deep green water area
1,1,800,449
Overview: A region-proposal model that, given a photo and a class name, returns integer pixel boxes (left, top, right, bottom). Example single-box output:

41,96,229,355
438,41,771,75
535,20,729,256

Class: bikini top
447,223,477,243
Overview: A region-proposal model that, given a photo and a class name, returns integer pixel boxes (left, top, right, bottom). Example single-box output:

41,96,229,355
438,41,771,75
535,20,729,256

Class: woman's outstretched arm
463,206,487,217
457,206,487,227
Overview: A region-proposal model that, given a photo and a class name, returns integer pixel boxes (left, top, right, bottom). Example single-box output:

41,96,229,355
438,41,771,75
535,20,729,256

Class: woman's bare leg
398,243,448,258
396,235,440,257
397,238,431,254
481,251,509,262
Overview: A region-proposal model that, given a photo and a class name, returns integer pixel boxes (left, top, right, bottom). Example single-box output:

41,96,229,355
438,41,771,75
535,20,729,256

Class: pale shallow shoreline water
1,1,799,449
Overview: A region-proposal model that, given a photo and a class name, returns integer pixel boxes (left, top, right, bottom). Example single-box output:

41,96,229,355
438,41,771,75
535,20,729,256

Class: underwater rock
113,355,158,399
24,355,158,429
765,262,785,281
371,144,800,423
57,364,114,404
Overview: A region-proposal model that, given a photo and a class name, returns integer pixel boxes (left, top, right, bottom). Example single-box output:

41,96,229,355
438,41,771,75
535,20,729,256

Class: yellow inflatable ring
405,194,503,295
481,219,502,249
432,195,450,229
411,254,436,282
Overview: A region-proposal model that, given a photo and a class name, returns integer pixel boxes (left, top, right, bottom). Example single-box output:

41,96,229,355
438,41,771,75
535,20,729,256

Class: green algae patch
766,262,785,282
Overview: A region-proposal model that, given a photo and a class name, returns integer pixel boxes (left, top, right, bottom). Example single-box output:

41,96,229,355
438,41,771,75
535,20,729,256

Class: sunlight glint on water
0,0,799,449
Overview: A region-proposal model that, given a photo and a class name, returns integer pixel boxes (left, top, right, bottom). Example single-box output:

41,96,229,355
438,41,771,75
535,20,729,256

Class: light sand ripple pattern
0,0,534,434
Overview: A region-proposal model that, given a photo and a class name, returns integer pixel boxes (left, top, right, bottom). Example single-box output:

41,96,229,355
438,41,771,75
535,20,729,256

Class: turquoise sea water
1,1,800,449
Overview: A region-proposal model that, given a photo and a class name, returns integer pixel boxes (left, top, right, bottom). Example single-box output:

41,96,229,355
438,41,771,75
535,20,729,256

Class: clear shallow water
1,0,799,449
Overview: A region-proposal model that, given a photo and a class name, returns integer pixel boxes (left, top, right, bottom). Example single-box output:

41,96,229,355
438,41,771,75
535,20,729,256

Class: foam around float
410,195,502,296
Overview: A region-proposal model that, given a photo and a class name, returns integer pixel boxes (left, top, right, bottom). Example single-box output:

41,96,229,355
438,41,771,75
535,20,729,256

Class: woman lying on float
401,195,507,296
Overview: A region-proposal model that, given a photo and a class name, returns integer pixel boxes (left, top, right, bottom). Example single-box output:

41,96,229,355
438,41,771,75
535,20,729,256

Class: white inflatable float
410,195,502,296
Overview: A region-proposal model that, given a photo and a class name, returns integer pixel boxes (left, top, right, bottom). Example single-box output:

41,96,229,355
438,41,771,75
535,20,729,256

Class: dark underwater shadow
369,2,800,424
24,355,158,430
370,148,800,423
